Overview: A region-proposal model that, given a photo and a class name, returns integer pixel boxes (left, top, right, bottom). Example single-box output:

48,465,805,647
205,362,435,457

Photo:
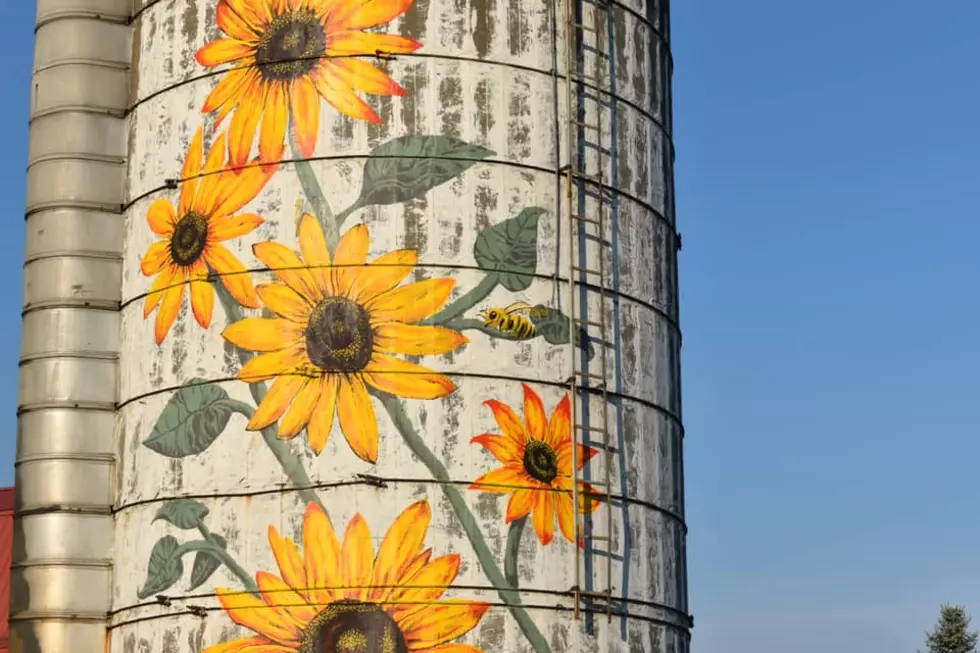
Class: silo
15,0,688,652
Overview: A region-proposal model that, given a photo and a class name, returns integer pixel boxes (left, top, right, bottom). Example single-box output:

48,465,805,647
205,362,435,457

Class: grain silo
13,0,689,651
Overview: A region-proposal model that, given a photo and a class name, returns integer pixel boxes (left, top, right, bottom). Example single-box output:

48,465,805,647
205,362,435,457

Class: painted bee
479,301,550,339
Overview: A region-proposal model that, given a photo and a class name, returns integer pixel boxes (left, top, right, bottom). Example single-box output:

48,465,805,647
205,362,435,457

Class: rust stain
181,0,199,48
472,78,495,141
506,0,530,55
470,0,495,58
400,0,431,42
438,72,463,140
506,77,531,161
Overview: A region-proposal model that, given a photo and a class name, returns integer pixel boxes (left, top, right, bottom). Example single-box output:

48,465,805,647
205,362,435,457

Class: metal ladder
562,0,619,629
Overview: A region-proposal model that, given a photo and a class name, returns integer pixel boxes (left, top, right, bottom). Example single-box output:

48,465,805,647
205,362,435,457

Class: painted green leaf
142,379,237,458
153,499,209,530
473,208,546,292
531,305,596,359
187,533,227,592
137,535,184,599
354,135,495,208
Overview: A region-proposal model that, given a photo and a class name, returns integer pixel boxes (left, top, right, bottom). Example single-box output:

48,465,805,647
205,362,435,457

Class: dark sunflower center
306,297,374,372
256,9,327,81
169,212,209,267
301,601,408,653
523,439,559,484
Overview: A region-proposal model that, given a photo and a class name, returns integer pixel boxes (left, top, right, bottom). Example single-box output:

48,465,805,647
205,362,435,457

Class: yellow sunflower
470,384,600,546
195,0,423,168
205,500,490,653
141,126,276,345
222,215,466,460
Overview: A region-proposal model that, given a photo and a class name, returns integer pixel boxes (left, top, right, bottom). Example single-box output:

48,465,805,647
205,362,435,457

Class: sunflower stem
422,274,499,326
288,127,338,251
213,279,329,518
504,516,527,589
186,525,260,595
375,391,552,653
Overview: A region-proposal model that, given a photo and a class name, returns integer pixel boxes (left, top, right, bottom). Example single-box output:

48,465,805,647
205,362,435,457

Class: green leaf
153,499,209,530
142,379,239,458
354,135,495,208
473,208,546,291
187,533,227,592
137,536,184,599
530,305,596,359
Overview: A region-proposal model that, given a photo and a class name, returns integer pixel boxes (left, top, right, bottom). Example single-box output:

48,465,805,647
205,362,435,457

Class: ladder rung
583,140,612,155
570,371,604,381
570,68,600,82
572,318,602,328
571,213,600,225
581,232,612,246
583,92,615,110
582,43,610,59
575,423,607,433
571,21,600,33
573,171,605,186
593,550,625,562
585,534,611,542
572,119,600,131
573,265,602,276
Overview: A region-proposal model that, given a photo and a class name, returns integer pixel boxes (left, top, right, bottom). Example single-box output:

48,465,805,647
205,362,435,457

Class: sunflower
205,500,490,653
470,384,601,546
195,0,423,168
141,126,276,345
222,215,466,460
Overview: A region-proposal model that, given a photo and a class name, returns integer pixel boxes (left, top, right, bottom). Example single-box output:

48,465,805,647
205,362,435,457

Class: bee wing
504,301,535,314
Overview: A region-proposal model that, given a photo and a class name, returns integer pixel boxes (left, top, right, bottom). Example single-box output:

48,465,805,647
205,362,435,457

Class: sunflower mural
222,215,466,460
471,384,600,546
141,126,276,345
195,0,423,166
205,500,490,653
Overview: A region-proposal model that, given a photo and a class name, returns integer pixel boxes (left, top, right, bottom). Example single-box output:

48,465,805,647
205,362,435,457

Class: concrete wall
29,0,687,651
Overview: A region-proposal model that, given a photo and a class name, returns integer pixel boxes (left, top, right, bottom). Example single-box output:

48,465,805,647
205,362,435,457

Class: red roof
0,487,12,653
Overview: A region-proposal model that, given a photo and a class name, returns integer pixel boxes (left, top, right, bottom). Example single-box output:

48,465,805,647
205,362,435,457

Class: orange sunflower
195,0,423,168
205,500,490,653
141,126,276,345
222,215,466,461
470,384,600,546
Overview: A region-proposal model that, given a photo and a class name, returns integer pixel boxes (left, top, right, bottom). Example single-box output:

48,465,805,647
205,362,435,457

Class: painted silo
15,0,688,651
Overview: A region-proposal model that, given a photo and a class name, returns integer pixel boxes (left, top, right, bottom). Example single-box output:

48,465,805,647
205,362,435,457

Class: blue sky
1,1,978,651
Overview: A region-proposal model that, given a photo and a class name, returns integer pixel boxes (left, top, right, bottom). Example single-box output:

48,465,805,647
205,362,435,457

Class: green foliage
354,135,495,208
153,499,209,530
924,604,979,653
188,533,227,592
142,379,242,458
137,536,184,599
473,207,546,292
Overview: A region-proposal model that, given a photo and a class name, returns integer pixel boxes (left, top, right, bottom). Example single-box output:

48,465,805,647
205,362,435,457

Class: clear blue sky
1,1,978,651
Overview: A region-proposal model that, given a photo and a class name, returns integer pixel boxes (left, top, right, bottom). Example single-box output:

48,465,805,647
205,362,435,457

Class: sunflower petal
373,323,468,356
216,0,262,41
289,75,321,158
239,348,306,383
223,317,303,352
260,81,289,164
327,31,423,55
483,400,527,442
505,489,535,523
324,59,405,97
207,243,260,308
202,66,258,115
278,377,321,439
530,493,555,545
267,526,307,595
365,278,456,324
387,553,459,618
189,279,215,329
214,588,301,647
211,156,277,215
470,434,522,465
154,281,186,345
341,513,373,601
247,373,305,429
209,213,265,241
306,374,338,455
470,465,529,494
193,131,230,214
332,0,414,30
545,393,571,448
201,635,291,653
147,199,178,237
521,383,547,440
196,38,254,67
256,570,317,625
362,355,455,400
398,600,491,649
556,439,599,471
337,376,379,463
555,492,578,545
179,130,204,215
227,79,266,170
140,240,172,276
311,67,381,124
144,265,178,318
332,224,370,296
346,249,417,301
297,212,333,296
303,502,343,606
253,241,321,301
371,500,430,601
256,290,310,332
